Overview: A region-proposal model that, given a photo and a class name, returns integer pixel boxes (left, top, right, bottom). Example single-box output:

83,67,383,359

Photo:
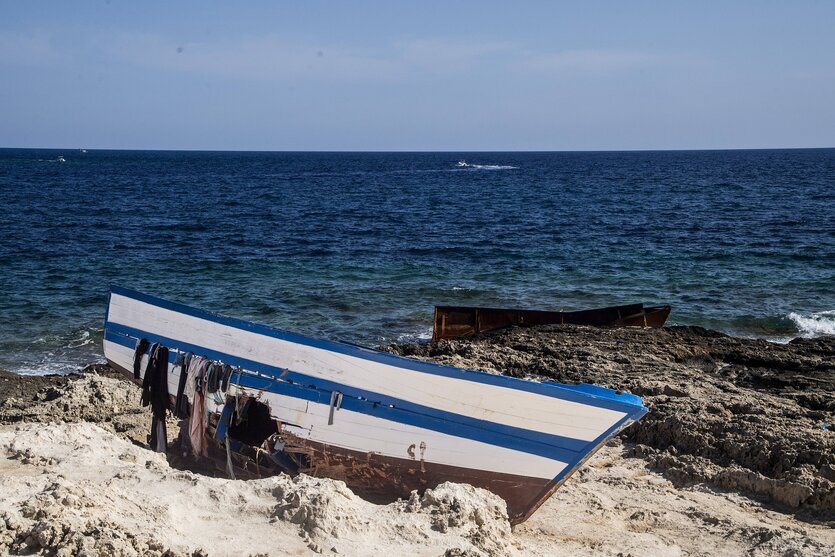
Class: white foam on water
12,358,103,376
759,335,794,345
64,329,93,348
787,310,835,338
3,327,104,375
396,327,433,343
469,164,518,170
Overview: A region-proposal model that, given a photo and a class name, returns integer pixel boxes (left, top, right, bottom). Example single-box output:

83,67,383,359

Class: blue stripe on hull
109,285,643,413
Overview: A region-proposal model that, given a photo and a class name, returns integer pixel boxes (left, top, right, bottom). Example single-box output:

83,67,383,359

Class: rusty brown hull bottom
197,430,557,525
615,306,671,328
286,436,555,524
433,303,672,341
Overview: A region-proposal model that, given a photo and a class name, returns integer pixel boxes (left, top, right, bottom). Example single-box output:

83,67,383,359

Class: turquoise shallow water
0,149,833,374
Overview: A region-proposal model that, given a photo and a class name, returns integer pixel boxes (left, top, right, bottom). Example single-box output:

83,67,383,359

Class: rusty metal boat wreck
433,303,671,341
103,286,647,525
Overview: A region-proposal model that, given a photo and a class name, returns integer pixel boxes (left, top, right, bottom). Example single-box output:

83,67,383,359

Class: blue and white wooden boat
103,286,647,524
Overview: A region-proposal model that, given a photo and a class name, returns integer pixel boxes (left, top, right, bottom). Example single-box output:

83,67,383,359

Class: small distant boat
433,304,672,341
80,149,87,153
457,160,469,167
103,287,647,524
56,156,66,162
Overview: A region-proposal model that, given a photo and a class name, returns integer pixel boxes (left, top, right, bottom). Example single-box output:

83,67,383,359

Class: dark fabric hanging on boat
206,362,223,394
133,338,149,380
141,343,170,452
220,364,233,393
173,351,193,419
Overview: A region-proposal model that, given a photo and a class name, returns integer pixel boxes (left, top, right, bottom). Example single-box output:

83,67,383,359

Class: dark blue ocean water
1,149,833,374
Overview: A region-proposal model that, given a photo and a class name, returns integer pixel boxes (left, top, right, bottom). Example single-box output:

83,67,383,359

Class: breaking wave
65,329,93,348
0,327,103,376
396,328,433,343
788,310,835,338
12,360,98,377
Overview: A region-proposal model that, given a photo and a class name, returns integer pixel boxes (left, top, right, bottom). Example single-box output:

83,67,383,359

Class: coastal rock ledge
390,325,835,517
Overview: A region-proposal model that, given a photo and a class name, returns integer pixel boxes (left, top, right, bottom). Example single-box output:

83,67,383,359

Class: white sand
2,422,832,557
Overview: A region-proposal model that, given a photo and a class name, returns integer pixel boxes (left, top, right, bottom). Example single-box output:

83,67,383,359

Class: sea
1,148,833,375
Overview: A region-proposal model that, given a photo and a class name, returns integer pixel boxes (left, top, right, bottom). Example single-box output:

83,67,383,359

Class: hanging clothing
189,387,207,457
209,363,229,405
139,342,157,405
184,355,205,404
150,419,167,452
132,338,150,380
173,351,193,419
220,364,233,393
187,358,212,458
206,362,222,394
141,343,170,452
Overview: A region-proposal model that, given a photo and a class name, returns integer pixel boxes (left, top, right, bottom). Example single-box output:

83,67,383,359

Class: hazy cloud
1,29,672,85
99,32,402,82
400,38,513,73
522,49,670,75
0,31,65,66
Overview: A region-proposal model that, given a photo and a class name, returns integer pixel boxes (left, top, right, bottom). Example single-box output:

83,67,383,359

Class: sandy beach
1,325,833,557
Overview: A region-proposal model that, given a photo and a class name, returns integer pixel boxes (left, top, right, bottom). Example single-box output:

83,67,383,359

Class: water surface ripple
1,149,833,373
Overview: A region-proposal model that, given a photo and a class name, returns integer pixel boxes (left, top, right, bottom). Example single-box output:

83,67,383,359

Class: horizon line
2,146,834,154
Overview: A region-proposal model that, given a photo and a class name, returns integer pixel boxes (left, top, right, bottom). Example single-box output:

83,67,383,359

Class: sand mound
0,368,157,444
0,422,516,557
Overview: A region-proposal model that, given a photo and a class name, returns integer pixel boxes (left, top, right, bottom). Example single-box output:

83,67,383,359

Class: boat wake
455,160,517,170
788,310,835,337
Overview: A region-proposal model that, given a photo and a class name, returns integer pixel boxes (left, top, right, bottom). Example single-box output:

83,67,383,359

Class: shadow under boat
432,303,672,342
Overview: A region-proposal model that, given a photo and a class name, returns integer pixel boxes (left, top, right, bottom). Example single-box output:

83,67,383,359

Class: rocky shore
392,325,835,520
1,326,834,556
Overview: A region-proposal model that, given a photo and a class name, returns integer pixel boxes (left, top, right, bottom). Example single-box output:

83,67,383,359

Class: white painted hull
103,287,647,523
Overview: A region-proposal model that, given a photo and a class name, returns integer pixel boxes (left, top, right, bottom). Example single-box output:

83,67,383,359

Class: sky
1,1,834,151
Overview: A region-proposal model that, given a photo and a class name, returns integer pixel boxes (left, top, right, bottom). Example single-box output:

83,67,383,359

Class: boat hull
432,304,671,341
103,287,647,524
